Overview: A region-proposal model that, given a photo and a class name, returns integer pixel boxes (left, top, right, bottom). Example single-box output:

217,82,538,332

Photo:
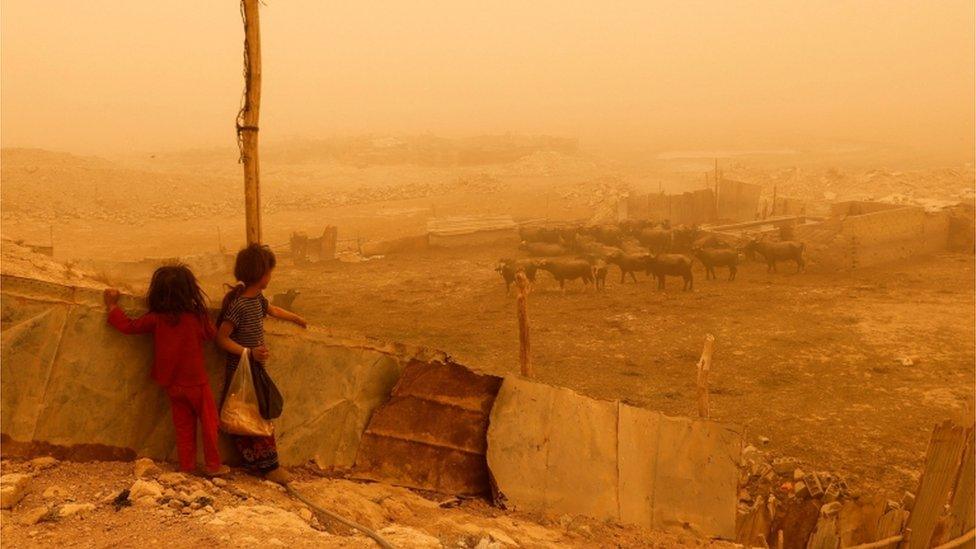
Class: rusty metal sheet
352,359,501,495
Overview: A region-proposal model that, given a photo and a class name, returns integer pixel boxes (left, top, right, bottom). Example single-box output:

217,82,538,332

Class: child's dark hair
146,265,209,324
217,244,276,325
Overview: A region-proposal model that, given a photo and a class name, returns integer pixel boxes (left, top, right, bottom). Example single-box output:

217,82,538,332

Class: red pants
167,384,221,472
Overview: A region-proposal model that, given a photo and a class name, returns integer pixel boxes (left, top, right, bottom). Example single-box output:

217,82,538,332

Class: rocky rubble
736,442,917,546
0,456,722,548
1,473,32,509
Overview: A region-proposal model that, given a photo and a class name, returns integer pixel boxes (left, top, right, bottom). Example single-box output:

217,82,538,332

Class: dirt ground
0,457,721,548
242,245,975,498
2,146,974,523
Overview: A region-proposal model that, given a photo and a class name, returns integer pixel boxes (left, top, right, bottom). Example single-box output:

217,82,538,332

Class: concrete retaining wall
795,206,950,271
487,377,742,538
840,207,948,268
0,274,448,469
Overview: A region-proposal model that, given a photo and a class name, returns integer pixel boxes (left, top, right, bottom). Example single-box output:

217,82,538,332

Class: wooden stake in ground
697,334,715,418
515,270,533,378
238,0,263,245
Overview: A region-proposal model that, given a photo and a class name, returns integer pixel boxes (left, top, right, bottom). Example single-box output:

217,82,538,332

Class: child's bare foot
263,467,291,485
201,465,231,477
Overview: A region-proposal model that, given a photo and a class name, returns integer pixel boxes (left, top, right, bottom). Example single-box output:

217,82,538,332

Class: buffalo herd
496,220,806,292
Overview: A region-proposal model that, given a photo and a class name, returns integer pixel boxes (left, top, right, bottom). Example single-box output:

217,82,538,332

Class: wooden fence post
697,334,715,418
238,0,263,245
516,271,533,378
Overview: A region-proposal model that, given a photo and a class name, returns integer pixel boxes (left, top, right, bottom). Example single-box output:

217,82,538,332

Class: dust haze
1,2,975,548
2,0,974,160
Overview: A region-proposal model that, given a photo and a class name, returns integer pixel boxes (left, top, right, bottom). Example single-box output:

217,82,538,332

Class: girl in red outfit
104,265,230,476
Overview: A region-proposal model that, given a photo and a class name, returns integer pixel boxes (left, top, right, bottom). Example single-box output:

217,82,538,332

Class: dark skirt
221,361,279,473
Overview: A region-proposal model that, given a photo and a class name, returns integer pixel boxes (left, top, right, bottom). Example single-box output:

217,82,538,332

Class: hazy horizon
2,1,974,161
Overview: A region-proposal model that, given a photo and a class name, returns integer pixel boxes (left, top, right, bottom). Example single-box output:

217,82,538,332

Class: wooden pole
515,271,533,378
696,334,714,418
238,0,263,245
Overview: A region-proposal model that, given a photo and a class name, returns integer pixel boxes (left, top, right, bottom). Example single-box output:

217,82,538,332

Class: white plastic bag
219,349,274,437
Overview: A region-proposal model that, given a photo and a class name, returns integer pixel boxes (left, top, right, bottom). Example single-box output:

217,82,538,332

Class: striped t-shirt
224,293,269,368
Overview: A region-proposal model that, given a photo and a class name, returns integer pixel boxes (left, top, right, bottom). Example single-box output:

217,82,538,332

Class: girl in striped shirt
216,244,306,484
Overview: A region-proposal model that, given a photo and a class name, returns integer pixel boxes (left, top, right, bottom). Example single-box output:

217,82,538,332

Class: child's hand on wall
293,316,307,329
103,288,120,310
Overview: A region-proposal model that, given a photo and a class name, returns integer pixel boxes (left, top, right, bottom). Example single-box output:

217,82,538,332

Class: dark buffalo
619,237,650,255
744,239,805,273
670,225,703,252
692,234,735,250
557,226,581,248
577,254,609,290
573,235,622,260
591,258,608,290
589,225,623,247
692,248,739,281
272,289,300,310
537,258,595,289
495,258,539,293
646,254,694,290
607,251,652,283
637,228,673,253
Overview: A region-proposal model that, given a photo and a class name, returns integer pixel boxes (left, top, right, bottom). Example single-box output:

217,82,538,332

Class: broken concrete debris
732,433,961,549
28,456,58,471
819,501,841,517
133,457,161,479
803,472,825,498
1,472,33,509
128,479,164,503
771,456,797,475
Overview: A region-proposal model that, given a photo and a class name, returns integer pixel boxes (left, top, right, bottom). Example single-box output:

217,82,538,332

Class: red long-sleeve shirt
107,306,216,387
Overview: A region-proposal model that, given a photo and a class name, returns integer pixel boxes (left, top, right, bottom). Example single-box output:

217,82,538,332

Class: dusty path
251,248,975,497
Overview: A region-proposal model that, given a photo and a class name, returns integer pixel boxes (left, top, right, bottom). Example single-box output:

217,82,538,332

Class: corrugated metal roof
426,215,517,237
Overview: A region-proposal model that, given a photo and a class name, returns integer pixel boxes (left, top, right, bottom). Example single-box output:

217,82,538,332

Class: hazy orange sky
1,1,973,158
